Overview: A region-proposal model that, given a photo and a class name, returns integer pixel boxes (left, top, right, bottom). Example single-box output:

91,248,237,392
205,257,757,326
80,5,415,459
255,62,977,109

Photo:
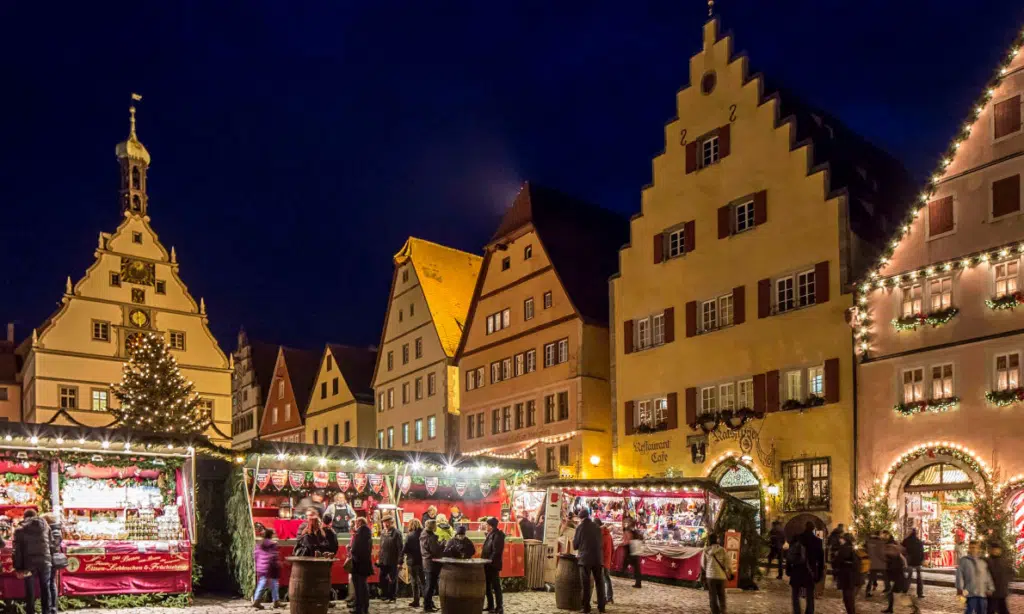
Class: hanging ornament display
425,477,438,496
479,480,492,497
399,475,412,495
270,470,288,490
454,479,467,497
313,472,329,488
353,473,368,493
256,470,271,490
336,472,351,491
369,474,383,494
288,471,306,490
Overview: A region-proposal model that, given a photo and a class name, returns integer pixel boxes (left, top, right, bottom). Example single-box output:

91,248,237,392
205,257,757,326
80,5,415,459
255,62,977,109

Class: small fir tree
852,481,899,543
111,333,211,434
971,484,1018,558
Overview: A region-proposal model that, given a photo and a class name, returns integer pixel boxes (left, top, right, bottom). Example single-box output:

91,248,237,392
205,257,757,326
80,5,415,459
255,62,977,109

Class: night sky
2,1,1022,352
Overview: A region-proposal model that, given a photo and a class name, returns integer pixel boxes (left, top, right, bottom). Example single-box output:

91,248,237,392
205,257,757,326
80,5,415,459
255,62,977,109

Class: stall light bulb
319,458,327,466
30,436,38,445
277,453,286,460
101,441,110,449
55,437,64,445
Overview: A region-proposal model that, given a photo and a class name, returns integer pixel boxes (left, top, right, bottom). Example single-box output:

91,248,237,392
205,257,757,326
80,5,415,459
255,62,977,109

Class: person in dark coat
294,517,331,556
902,527,925,599
832,533,860,614
252,528,281,609
403,519,425,608
421,506,438,524
349,518,373,614
14,510,52,614
882,541,918,614
518,514,536,541
572,509,606,614
41,513,63,614
786,521,824,614
482,517,505,614
865,532,887,597
420,519,443,612
767,520,786,580
321,514,339,555
443,525,476,559
987,541,1013,614
377,516,403,603
826,524,844,584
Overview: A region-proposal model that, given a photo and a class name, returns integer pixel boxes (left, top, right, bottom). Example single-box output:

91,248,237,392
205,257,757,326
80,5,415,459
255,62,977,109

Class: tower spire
116,93,151,217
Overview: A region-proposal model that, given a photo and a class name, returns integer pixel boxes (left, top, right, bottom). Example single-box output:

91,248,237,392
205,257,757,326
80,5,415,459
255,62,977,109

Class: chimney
5,323,12,344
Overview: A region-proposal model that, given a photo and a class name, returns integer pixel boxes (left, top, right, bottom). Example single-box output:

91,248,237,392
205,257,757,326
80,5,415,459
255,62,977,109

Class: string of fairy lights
851,29,1024,358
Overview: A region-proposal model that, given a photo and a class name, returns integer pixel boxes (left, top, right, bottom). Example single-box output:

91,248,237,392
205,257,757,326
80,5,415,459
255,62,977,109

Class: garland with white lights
986,387,1024,406
111,333,211,435
987,292,1024,310
892,396,960,416
852,27,1024,357
892,307,959,331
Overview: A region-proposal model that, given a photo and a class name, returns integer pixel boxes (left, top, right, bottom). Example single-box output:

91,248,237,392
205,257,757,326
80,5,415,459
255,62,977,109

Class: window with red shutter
995,95,1022,140
718,205,732,239
765,370,780,412
624,401,636,435
927,196,955,237
666,392,678,430
753,190,767,226
717,124,731,159
757,279,771,318
684,220,695,253
623,320,634,354
824,358,840,404
685,301,697,338
685,387,697,428
733,285,746,324
814,261,830,304
992,175,1021,218
685,141,698,174
663,307,675,343
653,233,664,264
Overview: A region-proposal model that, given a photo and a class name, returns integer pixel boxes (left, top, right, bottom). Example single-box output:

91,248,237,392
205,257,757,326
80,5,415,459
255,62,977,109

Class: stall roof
532,477,754,502
0,422,224,459
246,440,537,474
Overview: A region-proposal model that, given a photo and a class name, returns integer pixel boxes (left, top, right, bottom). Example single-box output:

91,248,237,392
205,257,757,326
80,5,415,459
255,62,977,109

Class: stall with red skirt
533,478,758,587
0,425,202,600
244,442,537,587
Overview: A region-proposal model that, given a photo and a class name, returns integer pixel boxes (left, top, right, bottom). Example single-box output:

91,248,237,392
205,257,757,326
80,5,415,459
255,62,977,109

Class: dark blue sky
2,1,1022,351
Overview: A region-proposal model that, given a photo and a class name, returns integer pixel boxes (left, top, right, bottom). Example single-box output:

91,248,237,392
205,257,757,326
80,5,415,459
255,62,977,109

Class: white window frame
932,363,955,399
700,386,717,415
701,134,720,167
387,388,394,409
929,276,953,312
719,383,736,410
91,389,108,412
995,260,1020,298
808,365,824,398
735,199,755,233
543,292,553,309
737,379,754,409
514,354,524,377
902,283,923,317
557,339,569,364
995,352,1021,391
491,362,502,384
415,418,424,442
526,349,537,373
544,343,555,368
902,367,925,403
785,370,803,403
667,227,686,259
701,299,717,332
636,317,652,350
427,415,437,439
524,297,535,321
652,313,665,345
776,277,795,313
402,423,410,445
91,320,110,342
502,357,512,380
797,270,816,307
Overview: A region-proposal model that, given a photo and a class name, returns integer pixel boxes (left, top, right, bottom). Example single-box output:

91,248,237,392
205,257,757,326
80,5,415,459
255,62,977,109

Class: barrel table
554,553,581,611
524,539,545,589
437,557,488,614
286,556,335,614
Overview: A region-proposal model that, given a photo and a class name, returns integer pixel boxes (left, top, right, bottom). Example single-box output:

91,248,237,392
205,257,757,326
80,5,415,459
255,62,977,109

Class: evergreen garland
111,333,211,434
852,481,899,543
226,468,256,598
892,306,959,331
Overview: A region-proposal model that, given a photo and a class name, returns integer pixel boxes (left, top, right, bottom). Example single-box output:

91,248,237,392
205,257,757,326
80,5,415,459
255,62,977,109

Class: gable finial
65,276,73,295
708,0,714,17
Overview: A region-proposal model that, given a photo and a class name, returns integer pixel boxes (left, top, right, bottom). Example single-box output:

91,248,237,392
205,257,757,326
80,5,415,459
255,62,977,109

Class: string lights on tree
111,333,212,435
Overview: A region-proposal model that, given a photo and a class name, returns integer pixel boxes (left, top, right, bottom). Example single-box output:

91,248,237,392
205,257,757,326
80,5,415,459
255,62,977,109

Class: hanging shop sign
399,475,412,495
313,472,329,489
288,471,305,490
353,473,368,493
479,480,491,497
336,472,351,491
369,474,383,494
425,477,438,496
271,470,288,490
455,479,467,497
256,470,271,490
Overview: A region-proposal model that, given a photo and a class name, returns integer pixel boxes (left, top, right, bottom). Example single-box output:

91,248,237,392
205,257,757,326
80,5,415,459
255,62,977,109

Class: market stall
0,458,49,600
244,442,537,587
534,478,758,587
901,463,976,568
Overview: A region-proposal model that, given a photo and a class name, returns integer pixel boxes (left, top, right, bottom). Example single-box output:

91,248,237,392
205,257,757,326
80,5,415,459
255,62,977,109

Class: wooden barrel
437,557,487,614
286,556,335,614
554,554,581,611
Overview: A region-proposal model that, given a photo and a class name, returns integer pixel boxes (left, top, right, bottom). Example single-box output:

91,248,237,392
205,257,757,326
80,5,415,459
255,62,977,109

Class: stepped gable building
611,18,914,531
456,183,628,479
18,102,232,445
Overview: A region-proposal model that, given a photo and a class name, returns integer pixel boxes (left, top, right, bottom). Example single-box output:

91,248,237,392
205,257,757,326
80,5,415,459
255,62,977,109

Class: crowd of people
251,503,507,614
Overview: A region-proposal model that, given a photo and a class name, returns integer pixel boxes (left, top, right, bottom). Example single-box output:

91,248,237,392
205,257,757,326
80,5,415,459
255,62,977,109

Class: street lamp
589,455,601,467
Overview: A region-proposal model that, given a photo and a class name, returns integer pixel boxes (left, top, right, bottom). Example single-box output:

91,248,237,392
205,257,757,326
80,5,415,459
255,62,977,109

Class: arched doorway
887,451,987,568
785,513,827,541
710,459,764,532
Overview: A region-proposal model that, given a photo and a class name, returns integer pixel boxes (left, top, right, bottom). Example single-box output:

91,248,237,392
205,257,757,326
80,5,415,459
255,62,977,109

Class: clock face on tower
120,257,155,286
129,309,150,328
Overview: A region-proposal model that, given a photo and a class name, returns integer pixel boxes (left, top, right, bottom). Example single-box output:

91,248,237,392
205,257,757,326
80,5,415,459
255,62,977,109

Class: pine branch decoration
852,481,899,542
111,332,212,434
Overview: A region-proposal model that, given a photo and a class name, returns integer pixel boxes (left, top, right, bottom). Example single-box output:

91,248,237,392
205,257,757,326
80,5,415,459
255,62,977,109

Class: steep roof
280,347,321,420
757,78,916,278
394,238,482,357
326,344,378,404
248,340,281,401
491,183,630,326
0,343,19,384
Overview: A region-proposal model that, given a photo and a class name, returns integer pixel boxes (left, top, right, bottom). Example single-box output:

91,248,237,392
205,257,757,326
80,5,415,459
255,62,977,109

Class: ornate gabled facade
455,184,628,479
371,238,481,454
231,330,279,449
304,343,377,448
611,19,913,532
18,102,232,445
854,27,1024,556
259,347,319,443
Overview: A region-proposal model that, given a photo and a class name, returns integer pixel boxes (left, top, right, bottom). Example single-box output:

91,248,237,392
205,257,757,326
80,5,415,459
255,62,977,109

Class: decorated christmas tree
852,480,899,543
111,332,211,434
971,484,1017,557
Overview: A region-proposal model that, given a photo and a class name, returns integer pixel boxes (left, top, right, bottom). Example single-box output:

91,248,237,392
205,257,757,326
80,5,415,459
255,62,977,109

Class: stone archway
708,457,765,531
785,513,827,541
886,452,987,509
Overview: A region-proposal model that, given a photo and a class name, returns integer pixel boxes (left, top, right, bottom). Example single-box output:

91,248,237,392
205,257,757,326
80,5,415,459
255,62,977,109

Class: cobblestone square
67,577,1024,614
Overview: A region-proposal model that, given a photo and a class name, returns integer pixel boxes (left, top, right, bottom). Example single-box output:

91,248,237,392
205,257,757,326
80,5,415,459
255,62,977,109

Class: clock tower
17,98,233,446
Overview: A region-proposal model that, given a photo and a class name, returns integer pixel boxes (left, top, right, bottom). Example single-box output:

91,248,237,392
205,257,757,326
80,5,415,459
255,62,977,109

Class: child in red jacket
596,518,615,604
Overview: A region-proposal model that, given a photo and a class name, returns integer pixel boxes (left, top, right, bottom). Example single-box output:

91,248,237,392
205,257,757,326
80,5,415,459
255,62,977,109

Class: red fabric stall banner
62,464,160,480
611,545,702,582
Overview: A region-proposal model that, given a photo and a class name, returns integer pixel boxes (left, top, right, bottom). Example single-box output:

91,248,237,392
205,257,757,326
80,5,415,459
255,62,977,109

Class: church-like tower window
131,166,141,190
131,195,141,212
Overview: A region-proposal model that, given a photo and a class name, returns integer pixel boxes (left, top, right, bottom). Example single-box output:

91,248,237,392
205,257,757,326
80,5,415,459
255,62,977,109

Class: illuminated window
996,261,1019,298
995,353,1020,391
932,364,954,399
902,284,923,317
91,389,108,412
929,277,953,311
903,368,924,403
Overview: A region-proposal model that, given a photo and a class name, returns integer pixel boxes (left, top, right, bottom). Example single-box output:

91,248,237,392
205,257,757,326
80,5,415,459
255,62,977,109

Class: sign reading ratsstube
633,439,671,464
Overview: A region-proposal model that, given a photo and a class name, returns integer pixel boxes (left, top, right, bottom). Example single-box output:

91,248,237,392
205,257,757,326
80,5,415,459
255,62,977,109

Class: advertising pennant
336,472,351,492
288,471,306,490
424,477,439,496
313,471,329,489
256,470,271,491
270,470,288,490
368,474,384,494
353,473,368,493
455,479,467,497
478,480,491,498
399,475,412,495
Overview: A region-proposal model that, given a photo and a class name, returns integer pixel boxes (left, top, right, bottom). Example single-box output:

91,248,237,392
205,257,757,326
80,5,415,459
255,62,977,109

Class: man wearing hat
377,516,403,603
572,508,606,613
482,517,505,614
442,524,476,559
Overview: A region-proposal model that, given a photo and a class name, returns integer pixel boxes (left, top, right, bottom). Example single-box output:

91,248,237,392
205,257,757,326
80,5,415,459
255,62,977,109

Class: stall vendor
325,493,354,534
449,506,466,526
421,506,438,524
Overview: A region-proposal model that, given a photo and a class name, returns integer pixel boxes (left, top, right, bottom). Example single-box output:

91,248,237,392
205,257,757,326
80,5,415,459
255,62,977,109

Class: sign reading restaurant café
634,438,671,464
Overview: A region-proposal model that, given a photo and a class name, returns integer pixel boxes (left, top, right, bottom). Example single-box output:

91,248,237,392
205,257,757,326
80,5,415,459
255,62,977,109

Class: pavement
66,577,1024,614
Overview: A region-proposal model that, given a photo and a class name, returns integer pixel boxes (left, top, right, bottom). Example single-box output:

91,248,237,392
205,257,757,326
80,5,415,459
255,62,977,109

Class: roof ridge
398,236,482,262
